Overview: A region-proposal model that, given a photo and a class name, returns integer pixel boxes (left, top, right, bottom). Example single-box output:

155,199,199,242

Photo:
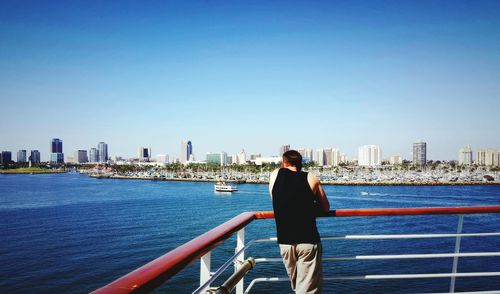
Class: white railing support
200,251,211,291
450,214,464,293
236,228,245,294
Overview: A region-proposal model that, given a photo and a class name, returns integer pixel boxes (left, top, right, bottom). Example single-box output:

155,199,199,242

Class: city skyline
1,1,500,160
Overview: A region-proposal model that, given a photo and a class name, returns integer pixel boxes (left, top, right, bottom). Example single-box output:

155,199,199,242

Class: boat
214,181,238,192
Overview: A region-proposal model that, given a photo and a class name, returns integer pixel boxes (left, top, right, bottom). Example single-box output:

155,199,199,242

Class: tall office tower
180,140,193,163
413,141,427,165
1,151,12,164
280,145,290,156
477,149,500,166
316,149,326,166
297,148,313,163
74,150,88,163
138,147,152,162
30,150,41,164
358,145,382,167
458,145,473,165
237,149,247,164
89,148,98,163
17,150,27,163
50,138,64,163
98,142,108,163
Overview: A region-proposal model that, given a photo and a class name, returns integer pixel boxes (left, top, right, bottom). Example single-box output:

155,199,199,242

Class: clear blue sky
1,0,499,161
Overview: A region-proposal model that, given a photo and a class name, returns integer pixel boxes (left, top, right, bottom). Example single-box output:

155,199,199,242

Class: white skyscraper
458,145,473,165
297,148,313,163
237,149,246,164
316,149,325,166
280,144,290,156
358,145,382,167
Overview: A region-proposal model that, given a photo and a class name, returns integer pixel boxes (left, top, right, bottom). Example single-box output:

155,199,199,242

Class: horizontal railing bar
324,272,500,280
322,232,500,240
323,252,500,260
244,277,290,294
255,252,500,263
255,206,500,219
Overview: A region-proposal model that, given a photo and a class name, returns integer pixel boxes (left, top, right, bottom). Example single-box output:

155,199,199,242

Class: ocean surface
1,173,499,293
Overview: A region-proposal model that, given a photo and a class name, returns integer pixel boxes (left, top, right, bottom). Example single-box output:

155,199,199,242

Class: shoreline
0,170,67,174
89,174,500,186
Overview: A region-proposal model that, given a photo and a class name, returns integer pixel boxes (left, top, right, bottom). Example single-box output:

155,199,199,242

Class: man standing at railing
269,150,330,294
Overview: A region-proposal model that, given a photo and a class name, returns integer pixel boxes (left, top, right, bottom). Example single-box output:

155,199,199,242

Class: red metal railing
92,206,500,294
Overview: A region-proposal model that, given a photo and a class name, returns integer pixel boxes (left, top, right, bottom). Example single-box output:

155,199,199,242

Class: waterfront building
98,142,108,163
1,151,13,164
459,145,473,165
413,141,427,165
358,145,382,167
74,150,88,163
180,140,193,163
17,150,27,163
297,148,313,163
138,147,152,162
50,138,64,164
390,155,402,165
316,149,325,166
477,149,500,167
30,150,41,164
156,154,169,165
250,153,261,160
237,149,246,164
206,152,228,166
279,144,290,156
50,153,64,164
254,156,281,166
89,148,98,163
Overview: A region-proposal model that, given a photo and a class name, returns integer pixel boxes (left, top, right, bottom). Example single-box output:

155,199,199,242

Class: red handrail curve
92,206,500,293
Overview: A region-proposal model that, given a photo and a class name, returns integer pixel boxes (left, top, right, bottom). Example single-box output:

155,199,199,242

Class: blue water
1,173,499,293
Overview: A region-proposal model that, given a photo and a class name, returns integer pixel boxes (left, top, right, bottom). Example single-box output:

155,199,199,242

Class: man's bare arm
268,168,279,197
308,172,330,213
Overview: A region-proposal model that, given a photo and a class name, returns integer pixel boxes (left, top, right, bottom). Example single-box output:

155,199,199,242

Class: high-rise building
250,153,261,160
237,149,247,164
17,150,27,163
180,140,193,163
1,151,12,165
297,148,313,163
477,149,500,166
458,145,473,165
74,150,88,163
206,152,228,166
280,144,290,156
413,141,427,165
50,138,64,163
30,150,41,164
316,149,325,166
89,148,98,163
98,142,108,163
358,145,382,167
138,147,152,162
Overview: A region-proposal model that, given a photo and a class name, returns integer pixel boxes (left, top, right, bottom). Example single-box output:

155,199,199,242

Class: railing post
200,251,211,291
450,214,464,293
235,228,245,294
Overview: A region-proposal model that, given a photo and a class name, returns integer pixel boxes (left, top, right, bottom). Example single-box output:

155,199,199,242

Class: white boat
214,182,238,192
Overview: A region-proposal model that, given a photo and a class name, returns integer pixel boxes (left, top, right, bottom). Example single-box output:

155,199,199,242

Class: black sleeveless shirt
272,168,320,244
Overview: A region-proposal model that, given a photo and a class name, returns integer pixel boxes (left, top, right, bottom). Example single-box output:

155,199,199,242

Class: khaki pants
279,243,323,294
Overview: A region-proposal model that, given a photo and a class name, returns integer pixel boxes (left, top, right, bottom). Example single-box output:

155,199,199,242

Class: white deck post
236,228,245,294
450,214,464,293
200,251,211,291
